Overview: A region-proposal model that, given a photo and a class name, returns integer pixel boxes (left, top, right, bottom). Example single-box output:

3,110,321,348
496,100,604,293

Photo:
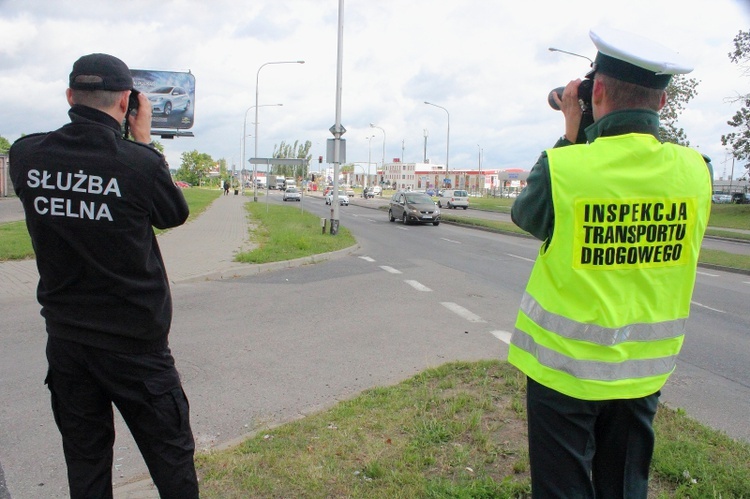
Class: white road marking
440,237,461,244
359,256,376,262
491,330,513,344
696,271,719,277
691,301,726,313
441,302,487,323
507,253,535,263
380,266,402,274
405,280,432,292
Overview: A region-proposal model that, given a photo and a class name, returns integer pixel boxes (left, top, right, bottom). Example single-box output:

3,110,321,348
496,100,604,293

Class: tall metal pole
424,101,450,187
253,60,304,202
329,0,346,234
366,135,374,188
243,103,282,195
370,123,385,193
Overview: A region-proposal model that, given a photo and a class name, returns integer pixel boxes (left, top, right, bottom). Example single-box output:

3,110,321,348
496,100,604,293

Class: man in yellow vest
509,27,713,497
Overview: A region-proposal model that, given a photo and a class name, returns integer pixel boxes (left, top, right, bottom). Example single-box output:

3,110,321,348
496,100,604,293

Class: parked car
282,186,302,202
437,189,469,209
388,191,441,226
174,181,191,188
712,193,732,204
325,190,349,206
145,86,191,115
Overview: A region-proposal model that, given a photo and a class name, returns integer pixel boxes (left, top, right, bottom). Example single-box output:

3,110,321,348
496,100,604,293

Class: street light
253,60,305,201
424,101,450,182
369,123,385,191
366,134,375,188
242,103,282,194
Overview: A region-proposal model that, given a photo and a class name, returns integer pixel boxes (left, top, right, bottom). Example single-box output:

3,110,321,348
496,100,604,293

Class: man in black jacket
9,53,198,499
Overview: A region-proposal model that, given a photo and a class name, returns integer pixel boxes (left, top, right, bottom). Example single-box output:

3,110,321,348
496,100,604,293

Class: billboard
130,70,195,130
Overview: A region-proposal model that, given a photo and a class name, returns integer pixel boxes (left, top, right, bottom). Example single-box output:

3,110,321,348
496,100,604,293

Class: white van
437,189,469,209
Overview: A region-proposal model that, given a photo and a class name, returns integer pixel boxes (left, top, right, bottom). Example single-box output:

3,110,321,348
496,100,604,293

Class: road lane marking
507,253,535,263
690,301,726,313
380,266,402,274
405,280,432,292
359,256,375,262
440,237,461,244
441,302,487,323
696,271,720,277
491,330,513,344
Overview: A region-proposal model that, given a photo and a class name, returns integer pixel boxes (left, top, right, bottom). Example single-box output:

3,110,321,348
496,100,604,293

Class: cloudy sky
1,0,748,179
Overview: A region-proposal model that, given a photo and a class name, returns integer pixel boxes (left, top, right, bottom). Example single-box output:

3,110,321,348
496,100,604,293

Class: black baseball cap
69,53,134,91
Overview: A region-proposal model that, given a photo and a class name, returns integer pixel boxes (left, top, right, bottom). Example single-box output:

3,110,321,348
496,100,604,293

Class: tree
0,135,10,154
660,75,700,146
175,150,214,186
271,139,312,179
721,30,750,174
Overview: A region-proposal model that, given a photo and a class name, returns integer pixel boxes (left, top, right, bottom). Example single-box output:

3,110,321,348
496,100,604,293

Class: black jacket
10,105,189,353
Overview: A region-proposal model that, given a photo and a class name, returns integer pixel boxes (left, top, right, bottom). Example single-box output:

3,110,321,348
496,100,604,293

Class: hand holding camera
548,79,594,143
124,90,153,143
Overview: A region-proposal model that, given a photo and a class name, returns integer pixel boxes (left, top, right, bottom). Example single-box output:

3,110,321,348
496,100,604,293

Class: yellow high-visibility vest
509,133,712,400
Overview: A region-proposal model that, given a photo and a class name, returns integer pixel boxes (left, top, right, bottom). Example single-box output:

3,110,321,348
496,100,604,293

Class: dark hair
596,73,664,112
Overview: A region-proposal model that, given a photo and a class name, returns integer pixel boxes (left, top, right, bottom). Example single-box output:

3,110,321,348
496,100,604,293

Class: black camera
547,79,593,112
122,90,140,139
128,89,140,114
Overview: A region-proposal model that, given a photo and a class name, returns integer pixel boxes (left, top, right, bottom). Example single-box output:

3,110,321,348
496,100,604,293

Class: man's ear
66,88,75,107
118,91,131,114
657,90,667,112
592,78,605,106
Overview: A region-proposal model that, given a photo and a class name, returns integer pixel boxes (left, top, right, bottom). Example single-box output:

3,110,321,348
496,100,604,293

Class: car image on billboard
131,69,196,130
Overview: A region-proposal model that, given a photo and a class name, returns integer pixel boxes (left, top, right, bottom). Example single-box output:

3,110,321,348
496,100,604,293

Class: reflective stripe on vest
511,329,678,382
519,291,686,345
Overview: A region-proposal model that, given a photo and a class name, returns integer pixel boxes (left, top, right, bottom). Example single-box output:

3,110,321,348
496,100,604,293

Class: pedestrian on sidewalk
9,53,199,499
509,27,712,497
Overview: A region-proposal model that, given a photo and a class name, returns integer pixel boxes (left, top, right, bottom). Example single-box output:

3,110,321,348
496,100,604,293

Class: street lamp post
253,60,305,202
369,123,385,192
242,103,282,195
424,101,450,188
366,134,375,189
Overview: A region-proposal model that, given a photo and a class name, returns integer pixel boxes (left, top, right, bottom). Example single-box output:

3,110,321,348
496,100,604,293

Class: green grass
195,360,750,498
235,203,356,263
708,203,750,230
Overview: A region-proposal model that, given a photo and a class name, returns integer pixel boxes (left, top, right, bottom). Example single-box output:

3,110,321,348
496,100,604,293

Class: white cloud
1,0,748,176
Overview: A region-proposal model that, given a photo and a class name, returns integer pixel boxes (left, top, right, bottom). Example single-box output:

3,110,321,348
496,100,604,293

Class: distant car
146,86,191,115
372,186,382,196
282,186,302,202
174,181,191,188
388,191,441,226
325,191,349,206
437,189,469,209
345,187,355,198
712,193,732,204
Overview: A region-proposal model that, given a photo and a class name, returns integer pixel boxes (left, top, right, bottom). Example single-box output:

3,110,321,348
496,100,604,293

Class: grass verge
195,360,750,498
234,203,356,264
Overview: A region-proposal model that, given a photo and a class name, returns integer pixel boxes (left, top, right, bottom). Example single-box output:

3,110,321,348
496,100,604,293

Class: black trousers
526,377,659,499
45,337,199,499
